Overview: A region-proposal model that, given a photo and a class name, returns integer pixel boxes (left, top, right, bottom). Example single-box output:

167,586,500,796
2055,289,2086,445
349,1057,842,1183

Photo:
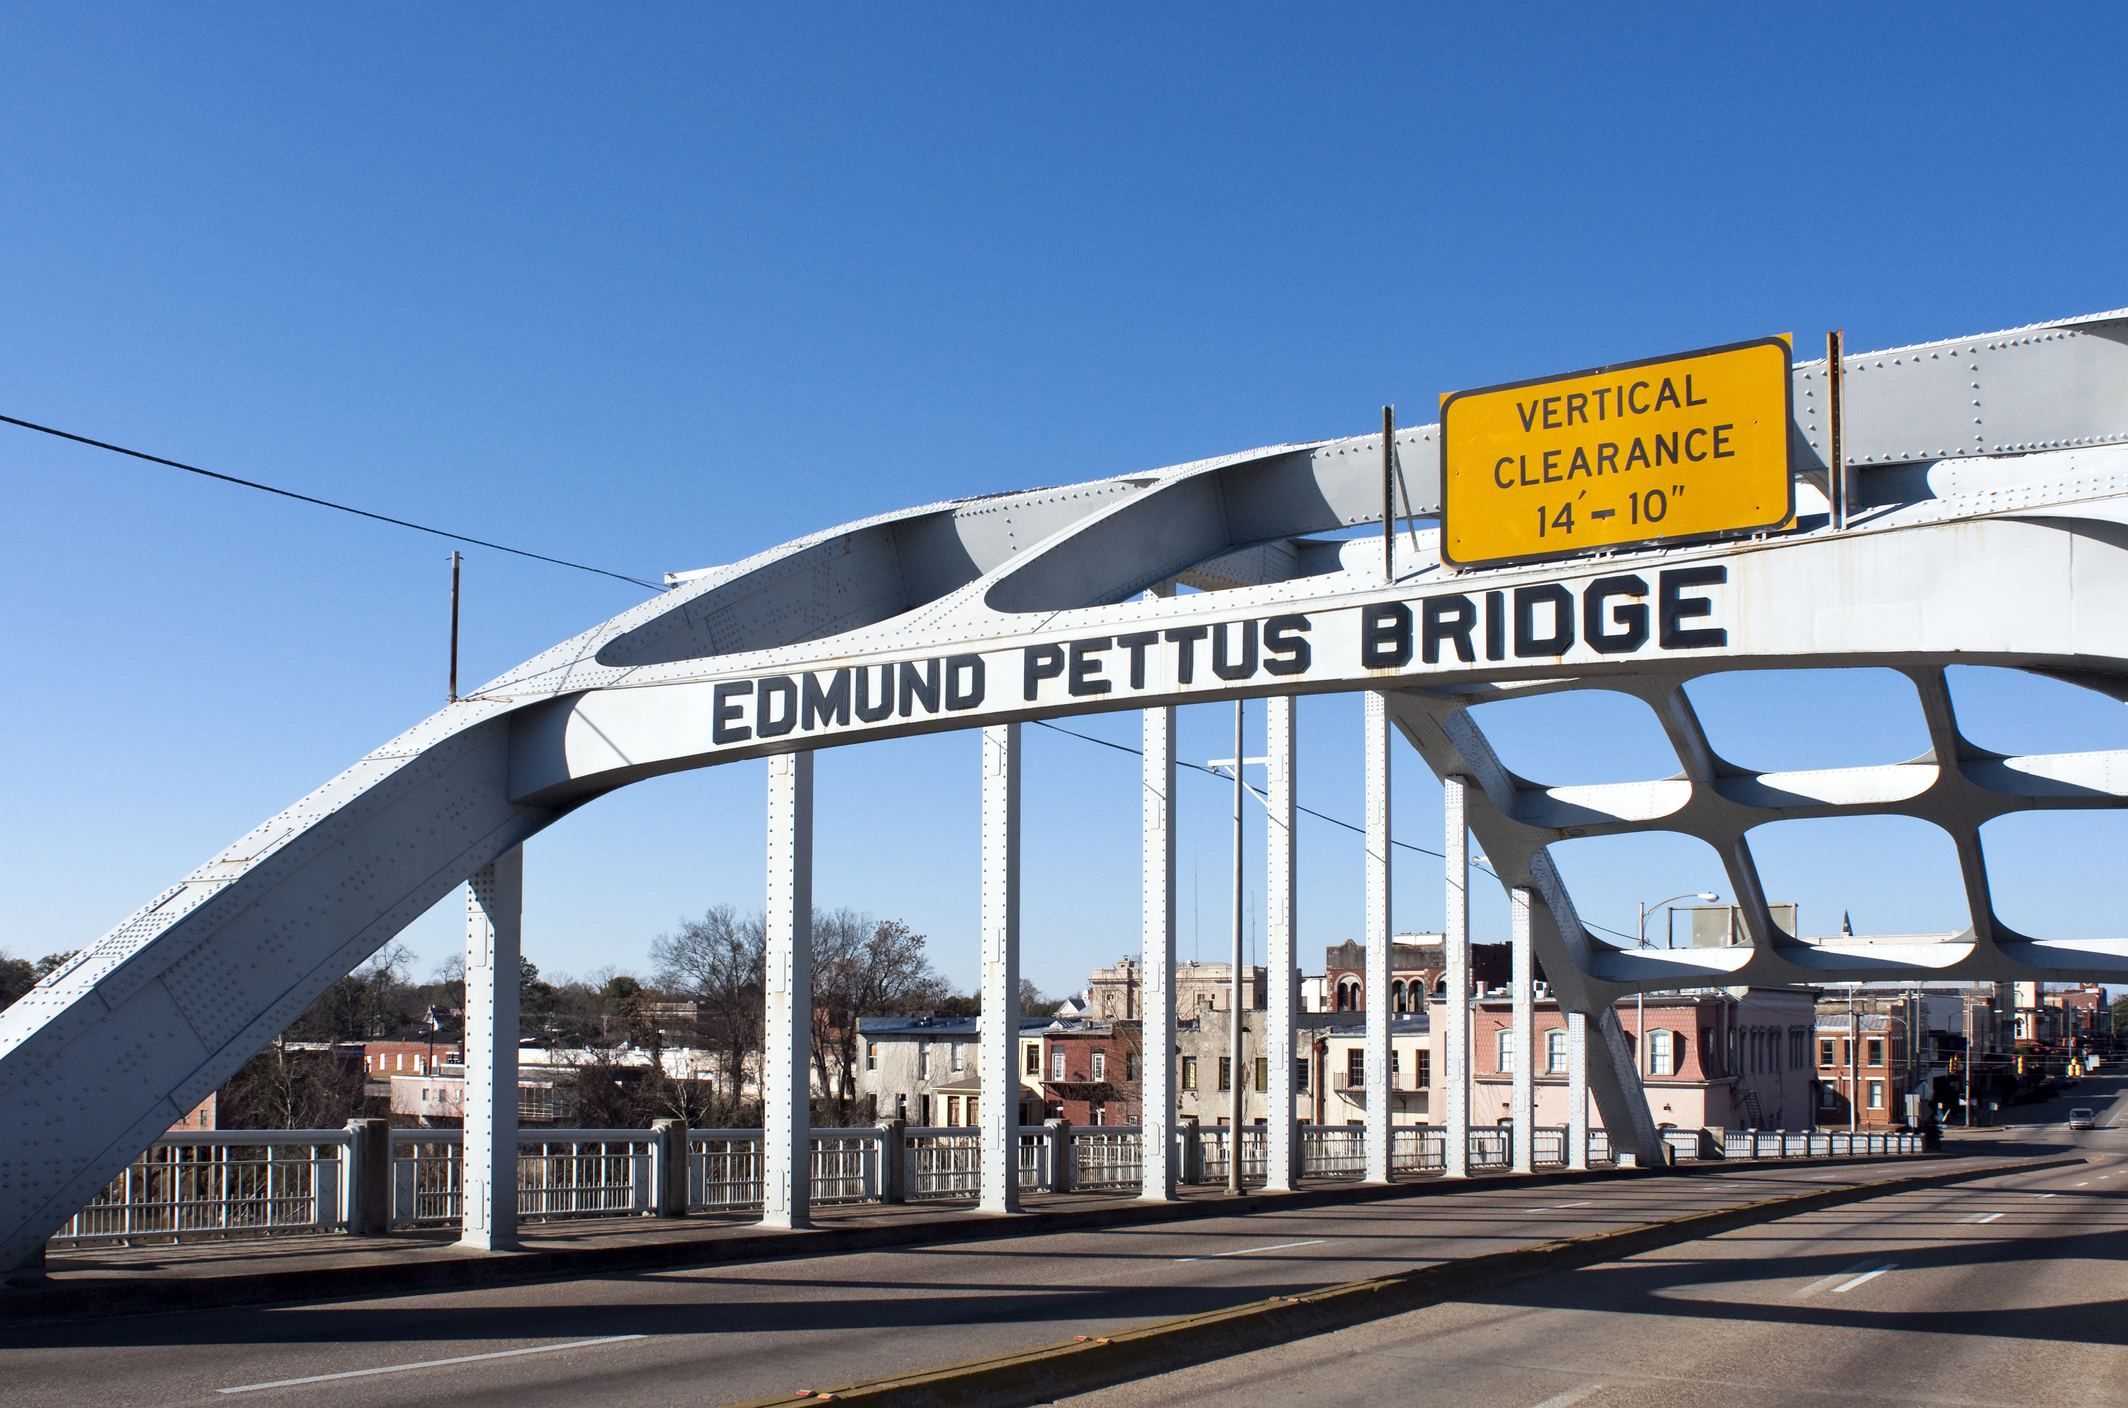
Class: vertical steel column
1566,1010,1590,1170
761,751,814,1230
1510,886,1535,1174
1363,693,1393,1184
1226,701,1246,1193
1443,775,1472,1179
980,723,1022,1214
460,846,522,1251
1264,695,1299,1192
1140,704,1178,1201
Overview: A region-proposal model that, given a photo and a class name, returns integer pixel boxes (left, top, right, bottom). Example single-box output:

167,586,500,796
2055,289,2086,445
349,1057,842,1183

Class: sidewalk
6,1148,1988,1323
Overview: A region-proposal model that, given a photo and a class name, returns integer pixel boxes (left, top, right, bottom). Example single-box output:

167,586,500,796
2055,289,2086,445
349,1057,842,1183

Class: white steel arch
5,308,2128,1271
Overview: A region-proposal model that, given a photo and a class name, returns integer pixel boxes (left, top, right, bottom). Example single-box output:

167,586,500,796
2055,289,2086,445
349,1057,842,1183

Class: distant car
2067,1108,2096,1130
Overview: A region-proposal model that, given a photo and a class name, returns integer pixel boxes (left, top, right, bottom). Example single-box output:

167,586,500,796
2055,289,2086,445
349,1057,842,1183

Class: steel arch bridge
7,308,2128,1271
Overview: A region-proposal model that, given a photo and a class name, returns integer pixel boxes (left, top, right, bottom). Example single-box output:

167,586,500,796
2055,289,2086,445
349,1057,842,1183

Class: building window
918,1043,931,1079
1414,1049,1431,1086
1818,1038,1835,1069
1496,1028,1515,1074
867,1043,879,1072
1182,1056,1199,1090
1647,1029,1679,1077
1090,1101,1106,1125
1051,1049,1066,1081
947,1096,962,1126
1867,1038,1885,1068
1219,1057,1233,1091
1091,1049,1106,1081
864,1093,877,1121
1255,1056,1269,1092
1346,1049,1365,1087
1867,1079,1886,1110
951,1042,965,1073
1391,979,1407,1014
1389,1050,1401,1088
920,1094,933,1125
1126,1053,1140,1082
1296,1058,1310,1092
1547,1030,1569,1074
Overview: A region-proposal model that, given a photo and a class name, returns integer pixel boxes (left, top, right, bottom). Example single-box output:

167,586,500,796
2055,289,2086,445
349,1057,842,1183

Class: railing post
1046,1118,1073,1194
343,1118,391,1236
877,1120,906,1203
652,1119,689,1217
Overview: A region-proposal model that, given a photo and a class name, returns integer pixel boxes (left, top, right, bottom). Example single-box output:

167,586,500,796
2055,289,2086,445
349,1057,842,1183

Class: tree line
1,911,1060,1132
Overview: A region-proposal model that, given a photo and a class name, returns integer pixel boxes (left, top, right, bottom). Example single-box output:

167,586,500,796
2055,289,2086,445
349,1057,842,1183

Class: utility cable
1,412,664,591
1029,716,1647,947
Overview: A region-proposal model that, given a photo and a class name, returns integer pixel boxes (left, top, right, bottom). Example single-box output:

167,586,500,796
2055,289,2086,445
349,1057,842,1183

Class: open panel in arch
1743,814,1972,942
1682,668,1933,773
1945,664,2128,758
1463,688,1684,789
1542,830,1735,951
1979,810,2128,943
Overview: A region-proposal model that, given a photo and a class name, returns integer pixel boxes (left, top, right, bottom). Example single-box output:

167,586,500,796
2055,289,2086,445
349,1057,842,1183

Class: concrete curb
0,1153,1968,1323
721,1154,2086,1408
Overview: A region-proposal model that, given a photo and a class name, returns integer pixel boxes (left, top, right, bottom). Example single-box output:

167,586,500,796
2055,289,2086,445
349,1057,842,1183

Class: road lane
1062,1150,2128,1408
0,1153,2024,1408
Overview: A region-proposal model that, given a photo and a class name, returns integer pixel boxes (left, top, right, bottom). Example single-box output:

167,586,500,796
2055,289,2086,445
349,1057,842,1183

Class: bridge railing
49,1132,344,1243
45,1119,1930,1247
1722,1129,1925,1159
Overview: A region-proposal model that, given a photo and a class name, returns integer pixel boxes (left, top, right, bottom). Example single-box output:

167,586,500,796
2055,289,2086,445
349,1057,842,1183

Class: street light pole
1634,892,1720,1073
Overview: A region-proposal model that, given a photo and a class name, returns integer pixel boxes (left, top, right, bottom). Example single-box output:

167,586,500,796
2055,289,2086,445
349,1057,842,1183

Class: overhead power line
1029,717,1645,947
1,412,664,591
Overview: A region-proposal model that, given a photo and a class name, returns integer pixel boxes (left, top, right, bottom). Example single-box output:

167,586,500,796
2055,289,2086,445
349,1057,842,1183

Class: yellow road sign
1440,336,1793,568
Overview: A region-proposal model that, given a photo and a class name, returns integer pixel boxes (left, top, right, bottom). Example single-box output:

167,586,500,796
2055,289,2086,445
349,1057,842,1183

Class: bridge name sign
1440,336,1793,568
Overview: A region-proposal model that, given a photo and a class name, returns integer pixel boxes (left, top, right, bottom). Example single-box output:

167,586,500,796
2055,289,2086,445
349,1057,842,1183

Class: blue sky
5,5,2127,998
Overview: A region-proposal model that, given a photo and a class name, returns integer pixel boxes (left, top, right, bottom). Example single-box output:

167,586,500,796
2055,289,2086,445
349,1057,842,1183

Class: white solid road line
1527,1387,1603,1408
1968,1212,2005,1224
1832,1262,1899,1293
218,1335,648,1394
1174,1238,1328,1263
1526,1200,1595,1212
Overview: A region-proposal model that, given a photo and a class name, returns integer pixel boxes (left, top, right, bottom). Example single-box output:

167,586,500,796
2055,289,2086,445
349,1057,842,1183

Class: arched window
1391,979,1407,1013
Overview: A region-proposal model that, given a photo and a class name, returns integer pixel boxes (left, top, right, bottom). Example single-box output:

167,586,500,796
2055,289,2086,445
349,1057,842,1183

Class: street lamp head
1697,892,1720,902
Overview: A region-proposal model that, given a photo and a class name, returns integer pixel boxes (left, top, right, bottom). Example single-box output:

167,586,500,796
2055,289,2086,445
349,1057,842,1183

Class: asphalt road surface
2,1081,2120,1408
1072,1079,2128,1408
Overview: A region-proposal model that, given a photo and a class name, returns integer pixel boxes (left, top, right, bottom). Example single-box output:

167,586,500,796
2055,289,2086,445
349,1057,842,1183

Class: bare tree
652,905,766,1119
809,910,948,1125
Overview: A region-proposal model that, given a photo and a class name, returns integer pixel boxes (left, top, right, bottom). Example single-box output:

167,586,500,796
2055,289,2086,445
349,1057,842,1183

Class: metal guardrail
1722,1130,1925,1159
51,1132,343,1243
48,1120,1930,1246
